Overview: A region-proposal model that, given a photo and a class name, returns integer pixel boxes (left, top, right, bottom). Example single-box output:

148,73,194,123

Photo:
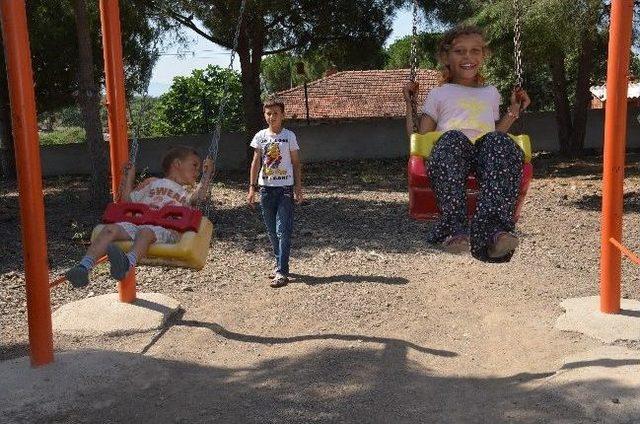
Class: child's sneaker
267,266,278,279
106,244,131,281
65,265,90,288
442,233,470,254
270,272,289,288
488,231,519,258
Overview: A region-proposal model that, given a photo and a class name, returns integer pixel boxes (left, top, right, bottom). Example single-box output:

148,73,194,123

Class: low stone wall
39,108,640,176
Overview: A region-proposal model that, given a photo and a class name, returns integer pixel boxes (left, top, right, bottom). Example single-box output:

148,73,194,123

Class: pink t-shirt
422,83,501,139
129,177,189,210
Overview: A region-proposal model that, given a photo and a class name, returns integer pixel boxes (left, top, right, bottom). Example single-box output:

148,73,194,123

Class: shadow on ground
533,151,640,180
2,343,637,423
215,196,428,255
571,191,640,212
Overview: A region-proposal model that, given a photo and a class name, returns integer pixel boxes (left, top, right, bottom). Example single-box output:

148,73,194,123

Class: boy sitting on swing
65,146,213,288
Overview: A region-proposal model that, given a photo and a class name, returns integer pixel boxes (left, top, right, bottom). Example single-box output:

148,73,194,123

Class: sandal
270,273,289,288
442,233,470,254
488,231,519,258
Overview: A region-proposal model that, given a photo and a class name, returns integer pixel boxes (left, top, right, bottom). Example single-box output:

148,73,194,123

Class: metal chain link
114,93,147,202
409,0,419,84
409,0,419,133
513,0,523,89
199,0,247,216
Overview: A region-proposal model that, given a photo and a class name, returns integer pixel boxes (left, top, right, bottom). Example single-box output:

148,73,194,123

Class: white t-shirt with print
250,128,300,187
129,177,189,209
422,83,501,140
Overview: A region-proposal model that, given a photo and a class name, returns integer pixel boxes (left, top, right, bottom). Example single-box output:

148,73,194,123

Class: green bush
39,126,86,145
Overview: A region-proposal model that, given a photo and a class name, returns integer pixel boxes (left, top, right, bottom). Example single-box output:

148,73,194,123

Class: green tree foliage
153,0,404,137
0,0,172,179
261,39,389,95
24,0,166,112
384,33,440,70
152,65,243,136
261,54,298,95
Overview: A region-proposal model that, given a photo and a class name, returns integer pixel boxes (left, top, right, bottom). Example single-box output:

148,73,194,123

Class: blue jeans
259,186,294,275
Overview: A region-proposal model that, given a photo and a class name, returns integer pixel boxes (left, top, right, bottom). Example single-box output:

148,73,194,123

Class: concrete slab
538,346,640,422
555,296,640,343
52,293,180,336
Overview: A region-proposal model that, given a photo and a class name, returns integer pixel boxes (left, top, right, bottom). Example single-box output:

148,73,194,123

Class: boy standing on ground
247,98,303,288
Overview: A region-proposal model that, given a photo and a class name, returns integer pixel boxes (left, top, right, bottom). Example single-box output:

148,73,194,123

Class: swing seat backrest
407,131,533,221
154,205,203,232
102,202,150,226
102,202,202,232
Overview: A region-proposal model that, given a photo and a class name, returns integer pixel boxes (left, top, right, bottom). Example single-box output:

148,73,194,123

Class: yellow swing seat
91,217,214,270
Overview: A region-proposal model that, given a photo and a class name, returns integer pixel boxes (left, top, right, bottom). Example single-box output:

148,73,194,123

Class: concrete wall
41,132,247,177
40,108,640,176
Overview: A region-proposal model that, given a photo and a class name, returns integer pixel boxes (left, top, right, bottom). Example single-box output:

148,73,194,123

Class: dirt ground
1,154,640,423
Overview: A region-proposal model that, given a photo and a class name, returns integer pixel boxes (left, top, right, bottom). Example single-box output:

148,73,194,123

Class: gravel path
1,155,640,422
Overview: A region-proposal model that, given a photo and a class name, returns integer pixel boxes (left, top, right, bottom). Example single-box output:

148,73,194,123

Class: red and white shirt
129,178,189,209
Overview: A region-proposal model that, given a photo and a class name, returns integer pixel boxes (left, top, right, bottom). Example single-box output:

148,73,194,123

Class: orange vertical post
0,0,54,366
600,0,634,314
99,0,136,303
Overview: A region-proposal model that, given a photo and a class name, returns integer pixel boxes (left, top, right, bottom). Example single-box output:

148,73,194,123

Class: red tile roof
275,69,441,121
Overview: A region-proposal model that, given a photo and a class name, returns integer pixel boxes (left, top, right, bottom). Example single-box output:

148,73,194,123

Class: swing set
0,0,244,366
0,0,636,368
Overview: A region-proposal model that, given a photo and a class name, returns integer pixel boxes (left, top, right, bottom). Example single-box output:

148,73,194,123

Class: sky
148,7,413,96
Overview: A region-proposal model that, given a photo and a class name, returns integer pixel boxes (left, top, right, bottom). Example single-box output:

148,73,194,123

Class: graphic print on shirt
262,141,288,180
444,98,493,135
130,178,188,209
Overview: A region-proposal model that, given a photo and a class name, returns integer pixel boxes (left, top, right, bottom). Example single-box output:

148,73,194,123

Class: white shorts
115,222,179,244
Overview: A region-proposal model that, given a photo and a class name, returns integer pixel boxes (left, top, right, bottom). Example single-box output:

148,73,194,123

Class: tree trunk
570,27,596,155
0,40,16,181
548,50,574,156
238,23,264,165
72,0,110,208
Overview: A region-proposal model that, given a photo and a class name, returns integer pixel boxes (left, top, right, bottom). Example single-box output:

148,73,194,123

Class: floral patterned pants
426,130,524,262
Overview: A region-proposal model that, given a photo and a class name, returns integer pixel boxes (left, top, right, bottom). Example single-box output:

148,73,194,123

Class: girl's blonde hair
437,25,488,85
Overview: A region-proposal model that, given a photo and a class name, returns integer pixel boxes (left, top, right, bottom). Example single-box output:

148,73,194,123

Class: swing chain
114,92,148,202
199,0,247,216
409,0,420,133
409,0,419,84
513,0,524,89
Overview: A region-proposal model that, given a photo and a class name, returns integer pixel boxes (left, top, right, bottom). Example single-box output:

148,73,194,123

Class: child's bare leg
86,224,132,259
130,228,156,260
107,228,156,280
65,224,131,288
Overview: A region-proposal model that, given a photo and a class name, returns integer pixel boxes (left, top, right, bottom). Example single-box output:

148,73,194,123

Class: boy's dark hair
161,145,200,174
263,97,285,113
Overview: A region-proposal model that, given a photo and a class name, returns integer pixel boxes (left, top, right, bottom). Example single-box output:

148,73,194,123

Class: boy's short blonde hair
263,97,285,113
161,145,200,174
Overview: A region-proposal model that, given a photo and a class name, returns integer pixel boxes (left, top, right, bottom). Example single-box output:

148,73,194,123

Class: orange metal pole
0,0,54,366
600,0,634,314
99,0,136,303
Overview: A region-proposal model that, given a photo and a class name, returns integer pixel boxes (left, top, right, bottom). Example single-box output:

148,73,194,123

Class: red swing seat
93,202,213,269
408,132,533,221
102,202,203,232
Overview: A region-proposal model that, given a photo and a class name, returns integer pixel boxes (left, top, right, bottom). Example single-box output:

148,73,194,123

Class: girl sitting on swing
403,25,530,263
65,146,213,287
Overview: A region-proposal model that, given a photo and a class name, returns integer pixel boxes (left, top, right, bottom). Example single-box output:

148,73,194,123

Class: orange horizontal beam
609,238,640,266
